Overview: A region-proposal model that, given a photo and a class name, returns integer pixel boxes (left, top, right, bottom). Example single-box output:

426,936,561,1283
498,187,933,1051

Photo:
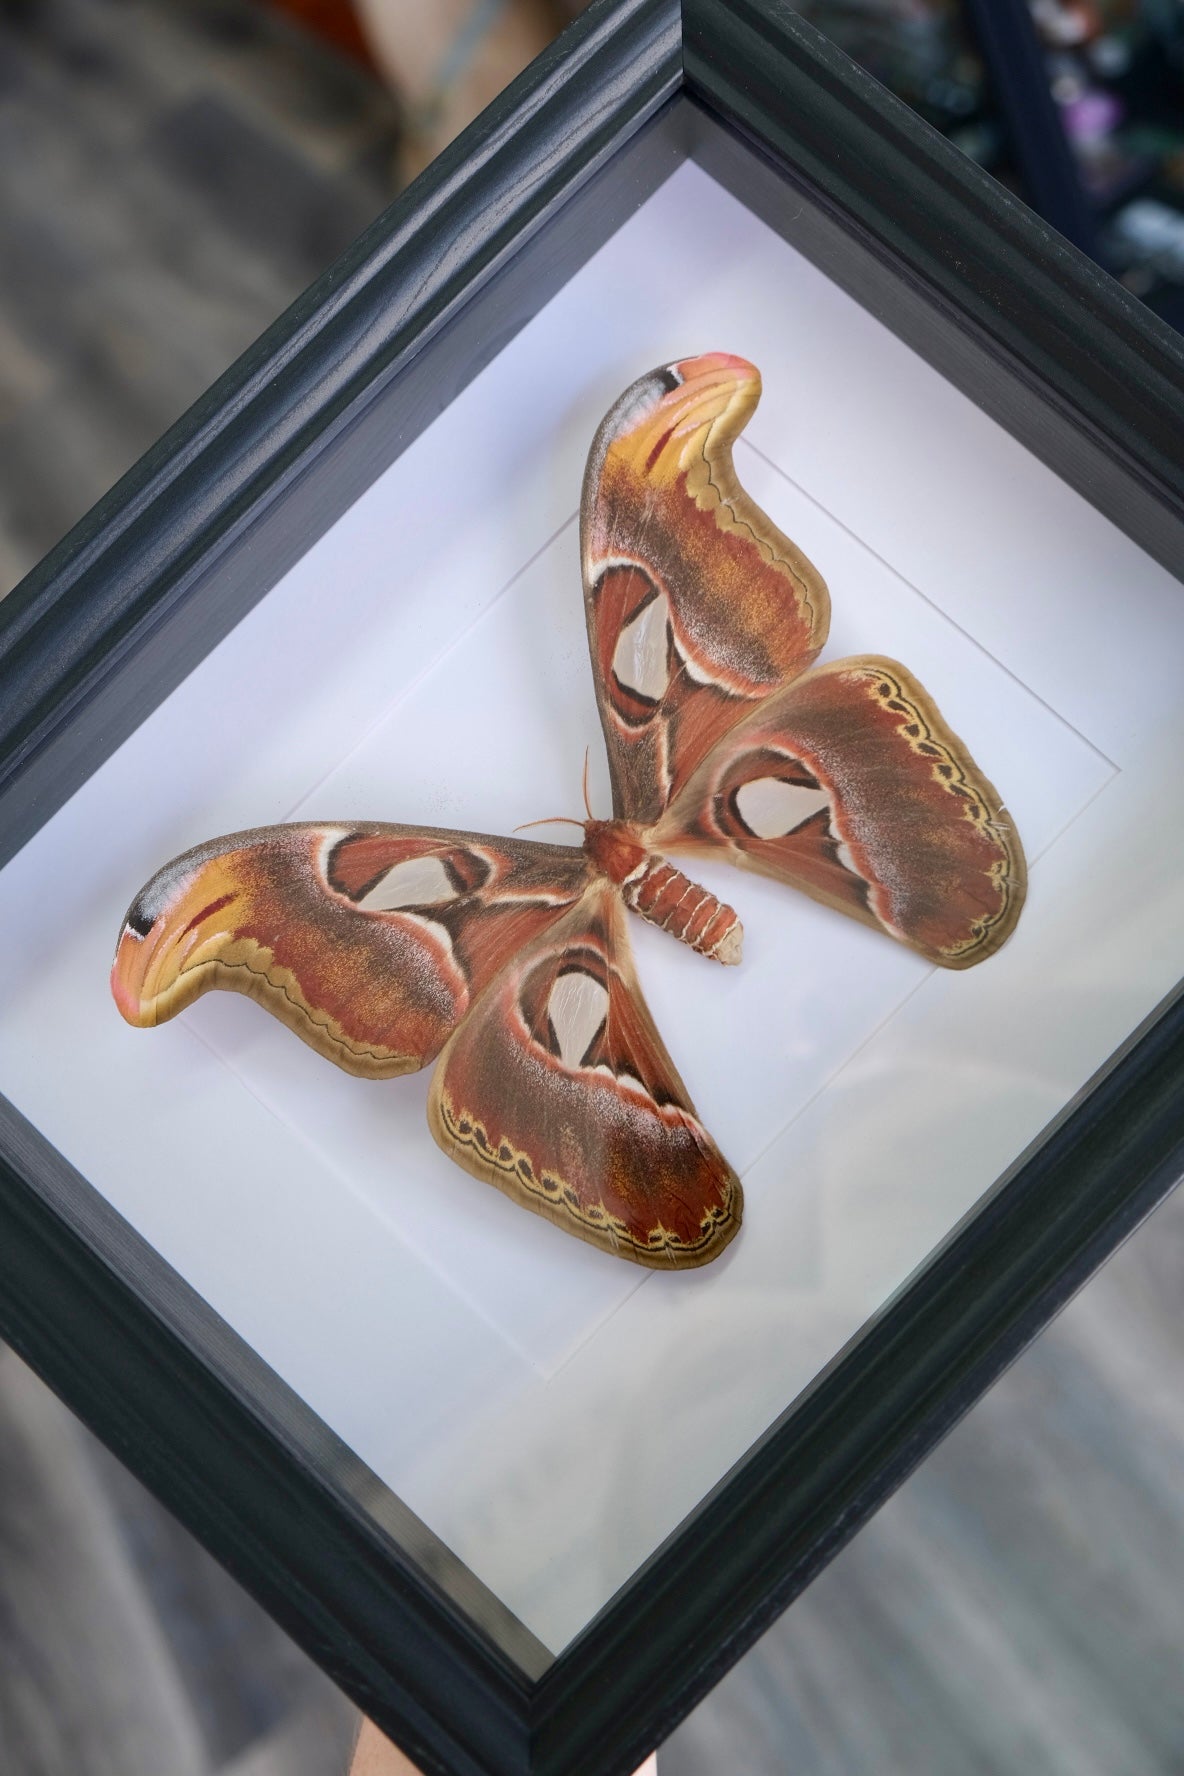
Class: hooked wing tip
110,915,159,1026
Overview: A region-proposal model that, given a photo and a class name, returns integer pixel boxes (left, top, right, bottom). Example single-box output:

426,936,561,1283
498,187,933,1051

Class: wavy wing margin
429,884,742,1268
654,657,1027,968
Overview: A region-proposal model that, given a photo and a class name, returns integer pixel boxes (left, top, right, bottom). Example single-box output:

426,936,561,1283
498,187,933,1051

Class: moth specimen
112,354,1026,1268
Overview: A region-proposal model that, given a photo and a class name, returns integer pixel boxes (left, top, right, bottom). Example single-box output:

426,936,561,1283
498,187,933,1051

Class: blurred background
0,2,1182,1772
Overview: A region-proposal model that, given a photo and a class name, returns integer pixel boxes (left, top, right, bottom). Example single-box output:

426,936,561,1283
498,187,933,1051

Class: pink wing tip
674,351,759,383
111,931,152,1025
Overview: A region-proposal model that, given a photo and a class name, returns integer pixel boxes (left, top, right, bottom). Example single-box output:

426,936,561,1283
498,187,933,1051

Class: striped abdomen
623,854,743,964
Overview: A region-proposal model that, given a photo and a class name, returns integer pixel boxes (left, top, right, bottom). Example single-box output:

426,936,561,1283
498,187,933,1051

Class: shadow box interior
1,133,1182,1664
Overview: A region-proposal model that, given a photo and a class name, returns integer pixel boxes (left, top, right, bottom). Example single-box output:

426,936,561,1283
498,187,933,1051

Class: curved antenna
513,816,585,834
582,747,594,821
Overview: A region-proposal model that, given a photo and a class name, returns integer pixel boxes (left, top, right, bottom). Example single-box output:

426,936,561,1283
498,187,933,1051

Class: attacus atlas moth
112,354,1026,1269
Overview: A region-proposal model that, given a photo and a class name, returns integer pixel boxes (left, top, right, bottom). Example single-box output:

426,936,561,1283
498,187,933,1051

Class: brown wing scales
112,823,592,1076
429,887,742,1268
655,658,1026,967
582,353,830,824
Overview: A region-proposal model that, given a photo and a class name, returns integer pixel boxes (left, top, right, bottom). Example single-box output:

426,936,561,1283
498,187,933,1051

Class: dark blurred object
1030,0,1184,324
354,0,564,182
265,0,375,64
796,0,1184,329
0,1344,357,1773
0,0,397,594
790,2,1015,178
964,0,1102,250
794,2,983,129
665,1174,1184,1775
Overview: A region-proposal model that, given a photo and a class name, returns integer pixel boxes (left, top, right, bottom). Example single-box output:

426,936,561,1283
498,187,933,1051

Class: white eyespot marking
679,644,718,686
835,837,861,877
612,593,670,702
547,971,609,1070
735,776,831,840
358,854,458,911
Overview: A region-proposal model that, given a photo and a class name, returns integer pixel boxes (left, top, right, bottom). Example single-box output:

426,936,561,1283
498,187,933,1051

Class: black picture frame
2,4,1184,1774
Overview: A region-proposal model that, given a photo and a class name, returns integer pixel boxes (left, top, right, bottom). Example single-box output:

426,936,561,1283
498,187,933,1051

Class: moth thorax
582,818,648,885
624,854,743,965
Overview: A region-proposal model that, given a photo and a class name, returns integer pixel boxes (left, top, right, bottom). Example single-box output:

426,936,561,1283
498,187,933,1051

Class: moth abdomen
623,854,743,965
